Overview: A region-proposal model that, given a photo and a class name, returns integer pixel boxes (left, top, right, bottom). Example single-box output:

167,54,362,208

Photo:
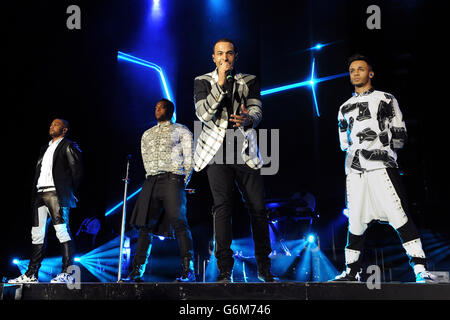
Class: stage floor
2,282,450,301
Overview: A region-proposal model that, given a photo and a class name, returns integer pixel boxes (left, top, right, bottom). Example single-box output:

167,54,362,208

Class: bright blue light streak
105,187,142,216
307,42,335,51
260,58,349,117
12,258,19,265
117,51,175,122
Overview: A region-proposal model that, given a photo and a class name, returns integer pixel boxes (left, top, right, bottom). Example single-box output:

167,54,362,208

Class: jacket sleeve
244,76,262,128
338,108,349,152
194,77,226,123
66,142,83,191
390,96,408,150
180,127,194,186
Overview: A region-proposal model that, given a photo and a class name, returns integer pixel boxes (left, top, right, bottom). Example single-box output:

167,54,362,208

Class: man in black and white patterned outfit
332,54,436,283
124,98,195,282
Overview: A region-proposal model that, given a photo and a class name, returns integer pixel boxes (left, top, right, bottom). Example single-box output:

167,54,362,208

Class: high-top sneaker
9,243,45,284
175,257,196,282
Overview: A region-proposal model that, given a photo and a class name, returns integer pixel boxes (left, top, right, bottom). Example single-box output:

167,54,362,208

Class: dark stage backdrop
2,0,448,279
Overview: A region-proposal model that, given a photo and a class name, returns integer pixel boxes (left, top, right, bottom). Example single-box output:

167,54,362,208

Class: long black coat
33,138,83,208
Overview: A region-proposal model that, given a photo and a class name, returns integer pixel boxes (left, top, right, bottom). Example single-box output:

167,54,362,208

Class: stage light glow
12,258,19,265
313,43,323,50
105,186,142,216
117,51,175,122
261,58,349,117
342,208,349,218
307,234,315,243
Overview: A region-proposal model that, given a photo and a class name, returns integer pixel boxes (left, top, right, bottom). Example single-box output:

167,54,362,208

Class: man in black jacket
9,118,83,284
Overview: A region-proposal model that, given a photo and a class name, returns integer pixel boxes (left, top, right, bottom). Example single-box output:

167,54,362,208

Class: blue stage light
105,187,142,216
12,259,19,265
307,234,315,243
314,43,323,50
117,51,175,122
261,58,349,117
74,257,81,262
342,208,349,218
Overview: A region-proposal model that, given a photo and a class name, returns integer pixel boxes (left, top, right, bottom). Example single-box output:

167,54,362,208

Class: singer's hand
230,104,252,128
217,61,232,87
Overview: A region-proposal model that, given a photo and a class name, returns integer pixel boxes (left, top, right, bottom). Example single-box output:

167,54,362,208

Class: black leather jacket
33,138,83,207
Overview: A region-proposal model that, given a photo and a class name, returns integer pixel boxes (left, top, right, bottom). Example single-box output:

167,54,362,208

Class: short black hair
158,98,174,118
213,38,238,54
58,118,70,131
348,53,373,71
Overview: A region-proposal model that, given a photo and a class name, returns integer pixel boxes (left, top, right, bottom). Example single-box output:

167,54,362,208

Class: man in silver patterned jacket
124,98,195,282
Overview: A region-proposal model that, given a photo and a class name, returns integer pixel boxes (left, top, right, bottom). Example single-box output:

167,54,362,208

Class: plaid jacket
193,69,263,172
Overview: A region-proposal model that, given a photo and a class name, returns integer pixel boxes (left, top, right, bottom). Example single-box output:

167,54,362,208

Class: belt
148,172,184,180
37,186,56,192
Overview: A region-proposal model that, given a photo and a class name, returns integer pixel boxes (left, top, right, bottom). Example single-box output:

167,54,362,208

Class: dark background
2,0,448,282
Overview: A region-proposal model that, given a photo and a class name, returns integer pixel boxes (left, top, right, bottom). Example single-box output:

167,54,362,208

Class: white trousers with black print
345,168,427,276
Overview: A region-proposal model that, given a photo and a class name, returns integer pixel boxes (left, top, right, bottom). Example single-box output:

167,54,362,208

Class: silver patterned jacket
193,69,263,172
141,121,194,185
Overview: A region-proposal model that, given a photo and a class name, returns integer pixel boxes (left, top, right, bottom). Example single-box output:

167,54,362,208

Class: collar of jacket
353,87,375,97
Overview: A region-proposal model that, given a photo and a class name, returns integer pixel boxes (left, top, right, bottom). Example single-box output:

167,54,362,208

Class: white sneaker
329,270,361,282
50,272,75,284
416,271,438,283
8,273,38,284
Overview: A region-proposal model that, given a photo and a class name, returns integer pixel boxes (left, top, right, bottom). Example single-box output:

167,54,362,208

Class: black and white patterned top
193,68,263,172
338,88,407,175
141,121,194,185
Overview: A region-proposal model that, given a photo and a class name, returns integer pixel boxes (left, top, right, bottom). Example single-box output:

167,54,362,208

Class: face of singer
349,60,372,88
212,41,236,71
155,101,169,122
49,119,67,139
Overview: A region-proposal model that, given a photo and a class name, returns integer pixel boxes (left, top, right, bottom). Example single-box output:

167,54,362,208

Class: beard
49,129,63,138
156,113,171,122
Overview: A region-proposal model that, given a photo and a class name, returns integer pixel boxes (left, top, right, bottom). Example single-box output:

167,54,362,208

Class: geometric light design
105,46,348,216
105,187,142,216
106,51,177,217
261,58,349,117
117,51,175,121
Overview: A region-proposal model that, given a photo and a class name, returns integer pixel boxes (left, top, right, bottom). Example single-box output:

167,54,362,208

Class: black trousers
206,164,272,273
134,174,194,264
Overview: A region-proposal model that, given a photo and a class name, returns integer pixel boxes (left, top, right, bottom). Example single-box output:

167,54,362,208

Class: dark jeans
134,174,194,264
206,164,272,273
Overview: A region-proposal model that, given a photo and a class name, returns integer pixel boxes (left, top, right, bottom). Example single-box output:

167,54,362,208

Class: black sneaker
257,270,279,283
176,270,196,282
216,271,232,283
121,265,145,282
329,271,361,282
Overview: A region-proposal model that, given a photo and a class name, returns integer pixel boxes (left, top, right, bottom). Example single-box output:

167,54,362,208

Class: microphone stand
117,155,131,283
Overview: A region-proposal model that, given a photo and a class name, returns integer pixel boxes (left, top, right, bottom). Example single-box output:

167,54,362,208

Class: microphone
225,70,234,83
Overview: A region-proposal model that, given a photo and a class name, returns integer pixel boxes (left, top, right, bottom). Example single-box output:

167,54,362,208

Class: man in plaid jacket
193,38,277,282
